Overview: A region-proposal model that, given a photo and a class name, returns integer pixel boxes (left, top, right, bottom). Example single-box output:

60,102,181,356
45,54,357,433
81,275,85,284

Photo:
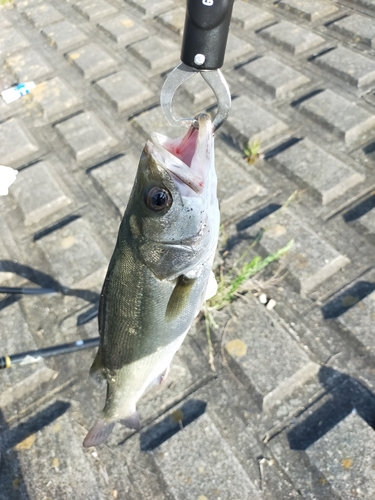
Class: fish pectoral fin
120,412,141,431
205,270,218,301
83,420,115,447
89,348,106,386
166,275,196,321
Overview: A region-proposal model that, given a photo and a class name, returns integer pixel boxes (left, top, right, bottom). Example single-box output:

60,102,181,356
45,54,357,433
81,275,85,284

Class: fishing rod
0,337,99,369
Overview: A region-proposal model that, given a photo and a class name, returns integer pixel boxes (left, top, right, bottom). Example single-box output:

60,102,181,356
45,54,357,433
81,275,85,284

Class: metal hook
160,63,231,132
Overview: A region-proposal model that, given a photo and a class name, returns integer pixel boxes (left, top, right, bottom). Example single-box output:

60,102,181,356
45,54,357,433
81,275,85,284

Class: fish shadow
321,281,375,319
287,366,375,450
140,399,207,451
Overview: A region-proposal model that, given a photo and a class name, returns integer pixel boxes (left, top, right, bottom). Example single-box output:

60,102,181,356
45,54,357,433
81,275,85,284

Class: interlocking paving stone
182,74,217,104
232,0,274,29
54,111,117,162
241,55,310,98
157,6,185,35
154,413,262,500
31,77,82,122
225,33,254,64
126,0,173,17
128,35,180,72
22,4,64,28
273,139,365,204
223,297,314,405
314,46,375,88
0,118,39,168
42,20,88,51
131,105,181,138
37,217,108,287
331,14,375,48
5,49,53,82
95,69,153,112
73,0,117,21
259,21,325,55
352,0,375,11
328,272,375,354
306,411,375,499
278,0,338,22
89,153,138,215
299,89,375,144
225,95,289,146
0,302,52,397
247,208,350,293
0,27,30,58
10,161,70,225
98,15,148,45
356,207,375,244
66,43,117,79
9,413,102,500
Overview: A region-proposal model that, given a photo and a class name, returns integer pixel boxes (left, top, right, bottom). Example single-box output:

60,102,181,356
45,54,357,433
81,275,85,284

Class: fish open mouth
147,114,213,195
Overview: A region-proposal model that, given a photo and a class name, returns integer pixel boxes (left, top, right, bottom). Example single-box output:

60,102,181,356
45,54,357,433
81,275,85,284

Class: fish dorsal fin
166,275,196,321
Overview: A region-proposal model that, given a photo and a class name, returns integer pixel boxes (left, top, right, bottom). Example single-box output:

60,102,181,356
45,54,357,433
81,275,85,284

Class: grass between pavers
203,239,294,371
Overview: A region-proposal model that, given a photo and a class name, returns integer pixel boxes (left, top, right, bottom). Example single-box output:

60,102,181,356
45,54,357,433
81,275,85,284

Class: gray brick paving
41,20,88,51
0,118,40,168
331,13,375,48
298,88,375,145
314,46,375,89
232,1,274,30
65,43,117,80
272,138,365,204
240,55,310,98
22,4,64,29
6,49,53,83
258,20,326,55
98,14,149,45
95,69,154,112
10,161,70,225
277,0,339,22
225,95,289,147
54,111,118,163
72,0,118,22
2,0,375,498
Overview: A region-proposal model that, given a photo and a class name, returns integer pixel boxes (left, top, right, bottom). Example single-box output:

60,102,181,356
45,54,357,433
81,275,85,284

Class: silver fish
83,114,219,447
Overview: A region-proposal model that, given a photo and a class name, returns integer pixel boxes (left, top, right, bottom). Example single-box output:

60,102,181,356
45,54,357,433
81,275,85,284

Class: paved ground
1,0,375,498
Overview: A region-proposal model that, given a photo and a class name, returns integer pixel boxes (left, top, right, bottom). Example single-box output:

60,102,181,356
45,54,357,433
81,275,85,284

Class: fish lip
148,230,203,247
147,115,213,195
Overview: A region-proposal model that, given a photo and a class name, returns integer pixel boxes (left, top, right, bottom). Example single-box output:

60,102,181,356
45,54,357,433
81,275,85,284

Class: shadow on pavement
321,280,375,319
0,400,70,499
287,366,375,450
0,260,100,305
140,399,207,451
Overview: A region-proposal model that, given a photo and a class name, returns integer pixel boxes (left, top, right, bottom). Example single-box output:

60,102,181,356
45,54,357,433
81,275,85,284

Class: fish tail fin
83,419,115,447
89,348,106,386
120,412,141,431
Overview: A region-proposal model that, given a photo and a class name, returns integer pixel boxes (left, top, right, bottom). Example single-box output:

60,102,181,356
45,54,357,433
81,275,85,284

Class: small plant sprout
244,139,262,164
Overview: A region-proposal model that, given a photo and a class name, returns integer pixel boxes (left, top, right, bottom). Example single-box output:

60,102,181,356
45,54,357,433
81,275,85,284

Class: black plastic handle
181,0,234,70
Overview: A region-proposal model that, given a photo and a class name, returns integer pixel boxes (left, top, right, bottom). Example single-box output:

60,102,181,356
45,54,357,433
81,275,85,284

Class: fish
83,113,220,447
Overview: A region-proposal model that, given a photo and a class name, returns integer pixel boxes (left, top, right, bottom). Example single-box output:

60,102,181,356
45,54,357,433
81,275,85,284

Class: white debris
1,81,36,104
0,165,18,196
266,299,277,310
258,293,268,304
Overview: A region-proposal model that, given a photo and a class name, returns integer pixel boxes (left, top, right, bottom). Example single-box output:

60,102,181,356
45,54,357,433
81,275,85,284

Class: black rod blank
0,337,99,369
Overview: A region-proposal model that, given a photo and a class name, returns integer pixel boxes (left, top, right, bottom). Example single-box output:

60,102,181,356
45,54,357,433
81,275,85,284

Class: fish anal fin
89,348,106,386
120,412,141,431
83,420,115,447
166,275,196,321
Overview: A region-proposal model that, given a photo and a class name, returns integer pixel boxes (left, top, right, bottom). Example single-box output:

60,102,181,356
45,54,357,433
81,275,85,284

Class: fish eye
146,187,172,212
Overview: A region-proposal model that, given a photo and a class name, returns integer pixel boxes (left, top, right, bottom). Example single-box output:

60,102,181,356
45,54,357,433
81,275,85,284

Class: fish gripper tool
160,0,234,132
